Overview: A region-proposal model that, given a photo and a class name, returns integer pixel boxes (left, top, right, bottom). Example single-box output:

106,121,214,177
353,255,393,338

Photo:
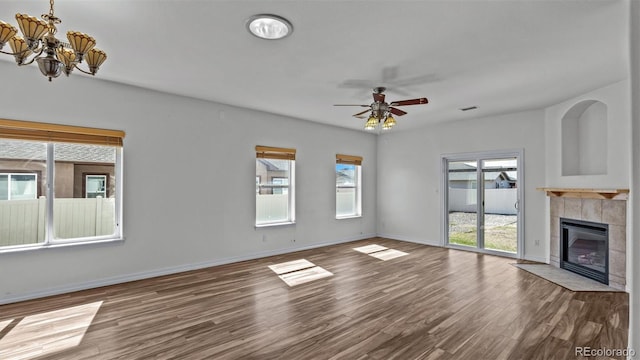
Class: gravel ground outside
448,212,517,233
448,212,517,252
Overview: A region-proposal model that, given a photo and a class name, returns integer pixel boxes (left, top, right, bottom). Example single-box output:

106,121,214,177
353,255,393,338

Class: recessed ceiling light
246,14,293,40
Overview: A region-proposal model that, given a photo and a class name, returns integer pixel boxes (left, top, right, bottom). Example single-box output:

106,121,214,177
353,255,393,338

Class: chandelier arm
17,48,46,66
0,46,42,56
72,63,94,76
0,49,23,56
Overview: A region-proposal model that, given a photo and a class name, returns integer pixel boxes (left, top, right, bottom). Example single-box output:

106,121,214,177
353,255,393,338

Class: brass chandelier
0,0,106,81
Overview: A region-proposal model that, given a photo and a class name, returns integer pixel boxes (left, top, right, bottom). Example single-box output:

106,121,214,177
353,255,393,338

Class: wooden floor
0,238,629,360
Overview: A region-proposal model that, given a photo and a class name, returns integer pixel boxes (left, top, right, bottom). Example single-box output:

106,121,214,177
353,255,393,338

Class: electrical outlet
262,234,267,242
535,239,540,246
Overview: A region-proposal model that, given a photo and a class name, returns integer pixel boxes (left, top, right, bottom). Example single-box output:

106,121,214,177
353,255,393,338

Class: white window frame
0,173,38,200
441,149,524,259
85,174,107,198
336,164,362,219
255,159,295,227
0,142,124,253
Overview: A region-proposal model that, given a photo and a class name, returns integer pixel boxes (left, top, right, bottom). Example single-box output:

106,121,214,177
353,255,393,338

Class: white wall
545,80,631,188
545,76,636,350
561,101,608,176
629,0,640,355
544,79,633,289
376,109,547,262
0,62,377,304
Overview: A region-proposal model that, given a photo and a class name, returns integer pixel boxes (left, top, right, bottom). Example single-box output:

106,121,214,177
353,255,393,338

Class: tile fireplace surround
545,191,628,290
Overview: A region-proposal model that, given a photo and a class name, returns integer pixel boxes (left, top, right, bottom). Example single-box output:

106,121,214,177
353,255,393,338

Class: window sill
336,215,362,220
255,222,296,228
0,237,124,254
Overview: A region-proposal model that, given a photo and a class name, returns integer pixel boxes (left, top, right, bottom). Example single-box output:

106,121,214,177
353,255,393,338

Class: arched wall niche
561,100,608,176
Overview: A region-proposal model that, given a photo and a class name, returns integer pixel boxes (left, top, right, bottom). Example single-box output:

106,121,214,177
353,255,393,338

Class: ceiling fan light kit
0,0,106,81
334,87,428,131
382,114,396,130
365,115,378,130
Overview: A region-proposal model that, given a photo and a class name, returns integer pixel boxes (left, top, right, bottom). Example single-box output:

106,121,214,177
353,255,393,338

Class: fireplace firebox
560,218,609,284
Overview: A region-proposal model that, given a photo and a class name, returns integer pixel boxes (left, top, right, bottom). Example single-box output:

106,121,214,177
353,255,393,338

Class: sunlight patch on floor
269,259,333,286
278,266,334,287
354,244,409,261
0,319,13,333
353,244,388,254
268,259,315,275
0,301,103,360
368,249,409,261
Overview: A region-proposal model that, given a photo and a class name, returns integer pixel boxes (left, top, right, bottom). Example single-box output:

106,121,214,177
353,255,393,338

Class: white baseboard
379,234,551,264
0,233,375,305
376,233,442,247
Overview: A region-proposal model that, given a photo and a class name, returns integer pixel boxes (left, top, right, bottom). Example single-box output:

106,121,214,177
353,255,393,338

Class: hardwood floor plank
0,237,629,359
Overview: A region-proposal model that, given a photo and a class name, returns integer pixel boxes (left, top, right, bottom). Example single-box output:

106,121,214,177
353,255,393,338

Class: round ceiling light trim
246,14,293,40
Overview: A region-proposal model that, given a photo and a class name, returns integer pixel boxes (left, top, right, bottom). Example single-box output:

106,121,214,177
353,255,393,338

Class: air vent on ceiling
460,106,478,111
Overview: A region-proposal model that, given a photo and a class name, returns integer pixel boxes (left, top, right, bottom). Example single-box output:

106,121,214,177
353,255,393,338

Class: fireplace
541,191,627,290
560,218,608,284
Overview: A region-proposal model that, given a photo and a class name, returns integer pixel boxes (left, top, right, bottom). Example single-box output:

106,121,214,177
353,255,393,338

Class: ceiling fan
334,87,428,130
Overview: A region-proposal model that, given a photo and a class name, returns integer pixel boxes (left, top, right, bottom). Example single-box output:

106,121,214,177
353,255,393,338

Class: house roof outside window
0,139,115,163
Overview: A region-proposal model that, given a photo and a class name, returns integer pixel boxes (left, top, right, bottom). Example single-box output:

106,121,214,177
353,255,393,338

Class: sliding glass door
444,151,522,257
446,160,479,248
482,158,519,253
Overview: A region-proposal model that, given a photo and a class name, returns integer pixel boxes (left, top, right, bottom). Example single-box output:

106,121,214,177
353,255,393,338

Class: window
271,177,289,195
256,146,295,226
85,175,107,198
0,173,37,200
0,119,125,251
336,154,362,218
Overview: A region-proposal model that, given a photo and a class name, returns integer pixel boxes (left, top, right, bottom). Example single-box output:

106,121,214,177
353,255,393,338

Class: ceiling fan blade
391,73,440,87
353,109,371,118
390,98,429,106
373,92,385,103
338,79,378,89
334,104,370,107
389,107,407,116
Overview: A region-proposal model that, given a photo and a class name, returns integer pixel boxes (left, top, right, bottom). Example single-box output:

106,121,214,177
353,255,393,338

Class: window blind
336,154,362,165
256,145,296,160
0,119,125,146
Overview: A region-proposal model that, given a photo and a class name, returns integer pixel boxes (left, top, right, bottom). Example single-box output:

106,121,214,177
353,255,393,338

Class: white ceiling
0,0,629,132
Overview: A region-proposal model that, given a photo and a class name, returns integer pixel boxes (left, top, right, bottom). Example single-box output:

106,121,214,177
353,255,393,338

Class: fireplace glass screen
560,218,608,284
